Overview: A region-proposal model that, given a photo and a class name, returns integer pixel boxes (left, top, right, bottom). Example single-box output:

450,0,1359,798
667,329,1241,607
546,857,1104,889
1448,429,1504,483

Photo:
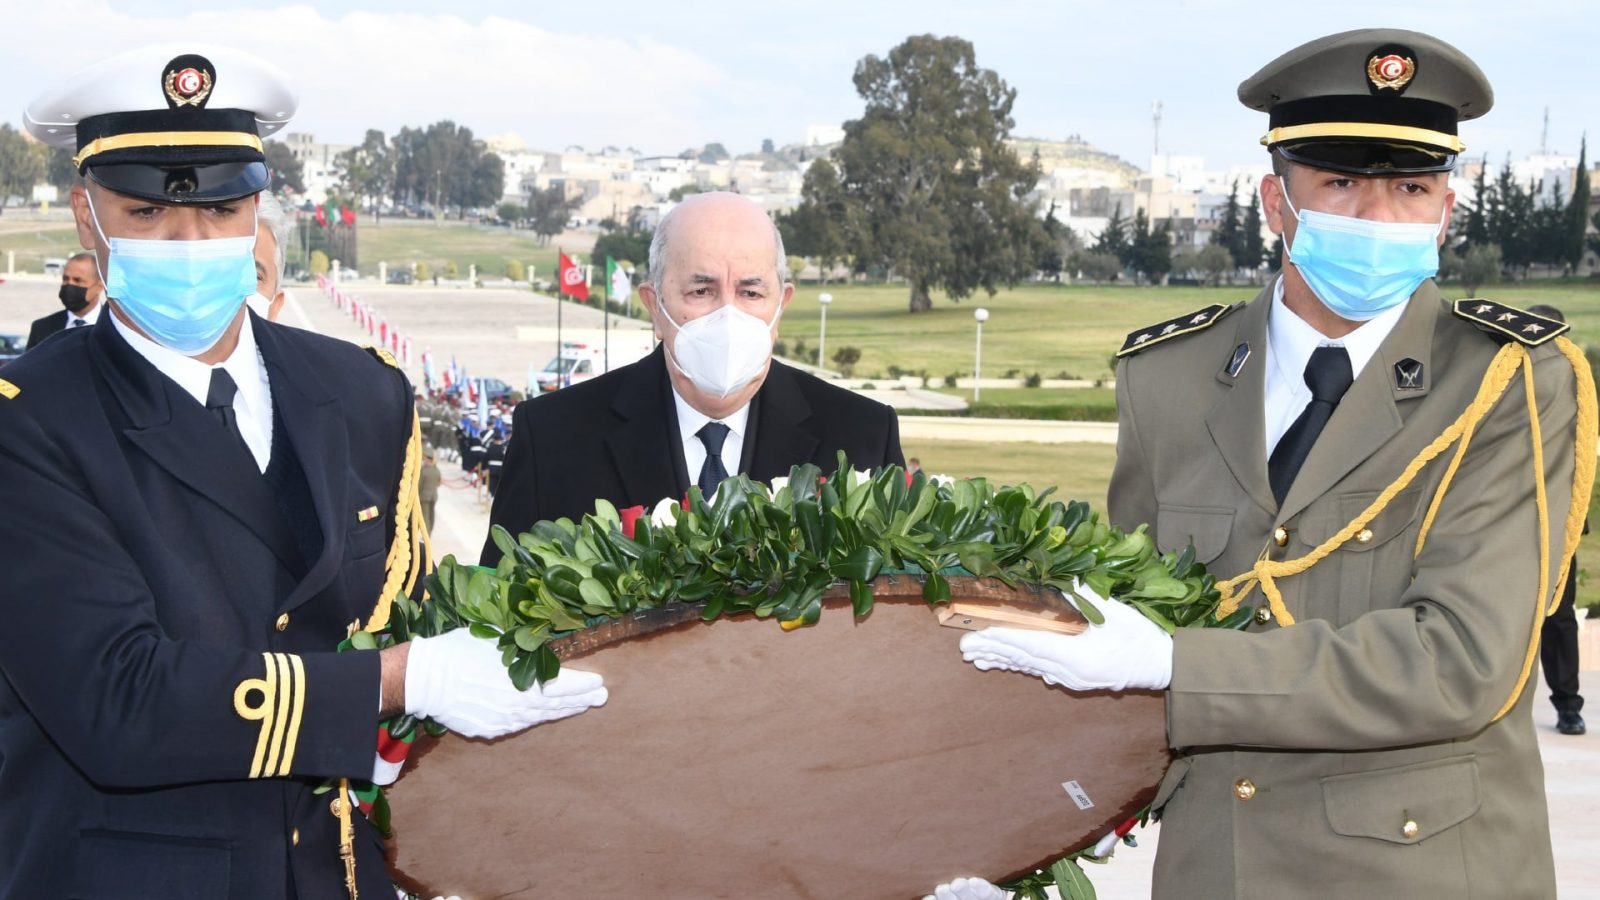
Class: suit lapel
745,362,819,482
605,346,688,504
90,317,302,571
1276,285,1438,522
255,319,350,612
1205,288,1276,518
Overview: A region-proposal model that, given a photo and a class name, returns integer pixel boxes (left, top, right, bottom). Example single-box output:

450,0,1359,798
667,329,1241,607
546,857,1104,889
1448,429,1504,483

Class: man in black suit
26,251,104,348
483,192,903,565
1,45,605,900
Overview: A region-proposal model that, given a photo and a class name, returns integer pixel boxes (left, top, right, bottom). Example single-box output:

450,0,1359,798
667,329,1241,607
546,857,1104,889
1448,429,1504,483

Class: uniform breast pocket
1297,487,1425,623
1322,754,1481,844
70,829,231,899
1155,505,1234,564
345,516,387,561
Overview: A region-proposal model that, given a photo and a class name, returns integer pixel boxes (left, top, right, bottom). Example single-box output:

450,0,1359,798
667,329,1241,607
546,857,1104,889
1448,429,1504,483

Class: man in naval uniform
958,29,1588,898
0,46,606,899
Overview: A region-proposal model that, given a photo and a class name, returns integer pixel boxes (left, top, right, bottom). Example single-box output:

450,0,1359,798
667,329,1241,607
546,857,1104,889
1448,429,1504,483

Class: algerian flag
606,256,631,305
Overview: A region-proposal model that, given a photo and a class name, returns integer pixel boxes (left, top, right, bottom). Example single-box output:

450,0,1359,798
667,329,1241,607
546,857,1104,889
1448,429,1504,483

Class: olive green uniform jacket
1110,280,1577,899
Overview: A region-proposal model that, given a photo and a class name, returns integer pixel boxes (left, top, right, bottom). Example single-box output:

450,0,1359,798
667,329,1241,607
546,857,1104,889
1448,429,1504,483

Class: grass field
927,386,1120,420
348,221,565,282
781,279,1600,383
0,219,85,273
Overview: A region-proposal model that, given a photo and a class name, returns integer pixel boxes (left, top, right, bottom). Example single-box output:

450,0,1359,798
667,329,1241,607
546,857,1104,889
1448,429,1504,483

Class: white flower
768,475,790,496
927,473,955,487
849,468,873,488
650,496,680,528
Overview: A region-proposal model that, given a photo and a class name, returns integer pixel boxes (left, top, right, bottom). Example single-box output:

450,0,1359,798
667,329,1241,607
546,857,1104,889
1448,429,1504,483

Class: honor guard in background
0,45,605,899
958,29,1592,898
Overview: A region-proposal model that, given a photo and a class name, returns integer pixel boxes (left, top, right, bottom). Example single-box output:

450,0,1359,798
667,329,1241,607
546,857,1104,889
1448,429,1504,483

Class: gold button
1401,819,1419,839
291,827,300,846
1355,528,1374,544
330,798,343,817
1254,606,1272,625
1272,527,1289,547
275,613,289,632
1233,778,1256,801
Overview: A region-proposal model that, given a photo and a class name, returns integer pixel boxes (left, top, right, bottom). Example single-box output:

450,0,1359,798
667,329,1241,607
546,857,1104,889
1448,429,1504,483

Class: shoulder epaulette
1453,299,1568,347
1116,303,1234,358
0,379,17,400
364,346,400,369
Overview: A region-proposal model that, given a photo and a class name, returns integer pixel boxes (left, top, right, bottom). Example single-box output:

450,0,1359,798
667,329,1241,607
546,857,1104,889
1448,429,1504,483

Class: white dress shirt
110,308,275,472
69,301,104,330
672,387,750,489
1262,277,1406,455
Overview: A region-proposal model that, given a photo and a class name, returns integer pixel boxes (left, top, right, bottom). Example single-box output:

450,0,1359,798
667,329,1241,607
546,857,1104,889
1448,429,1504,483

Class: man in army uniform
959,30,1589,897
0,46,606,899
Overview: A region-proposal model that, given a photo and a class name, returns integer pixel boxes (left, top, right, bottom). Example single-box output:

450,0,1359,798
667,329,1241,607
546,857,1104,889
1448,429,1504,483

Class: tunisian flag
558,251,588,301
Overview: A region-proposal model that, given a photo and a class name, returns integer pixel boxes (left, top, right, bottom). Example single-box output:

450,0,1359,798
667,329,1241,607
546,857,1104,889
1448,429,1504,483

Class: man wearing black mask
27,252,104,349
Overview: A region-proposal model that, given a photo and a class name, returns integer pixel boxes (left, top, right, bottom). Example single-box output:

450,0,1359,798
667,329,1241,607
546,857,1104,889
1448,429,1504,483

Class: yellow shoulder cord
1214,338,1596,726
337,409,436,899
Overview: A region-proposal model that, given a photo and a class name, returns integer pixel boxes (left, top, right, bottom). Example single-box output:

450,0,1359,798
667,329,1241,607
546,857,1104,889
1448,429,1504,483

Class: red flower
1114,815,1139,838
619,505,646,539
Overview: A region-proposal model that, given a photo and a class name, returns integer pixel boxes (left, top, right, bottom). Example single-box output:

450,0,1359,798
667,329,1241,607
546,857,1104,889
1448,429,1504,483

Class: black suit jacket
0,313,415,899
25,309,69,349
481,346,904,565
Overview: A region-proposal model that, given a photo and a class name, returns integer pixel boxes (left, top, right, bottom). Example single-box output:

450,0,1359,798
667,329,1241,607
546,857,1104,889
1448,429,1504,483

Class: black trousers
1541,553,1584,714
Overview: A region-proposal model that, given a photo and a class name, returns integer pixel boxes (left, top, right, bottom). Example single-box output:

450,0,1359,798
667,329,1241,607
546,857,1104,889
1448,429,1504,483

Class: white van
536,336,657,392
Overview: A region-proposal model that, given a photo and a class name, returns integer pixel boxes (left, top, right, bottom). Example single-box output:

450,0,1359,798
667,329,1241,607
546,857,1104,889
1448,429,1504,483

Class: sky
5,0,1596,172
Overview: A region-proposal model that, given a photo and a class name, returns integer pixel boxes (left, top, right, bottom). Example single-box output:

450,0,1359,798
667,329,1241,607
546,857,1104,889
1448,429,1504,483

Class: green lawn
336,221,564,282
905,437,1600,612
927,386,1120,421
781,280,1600,384
0,221,86,273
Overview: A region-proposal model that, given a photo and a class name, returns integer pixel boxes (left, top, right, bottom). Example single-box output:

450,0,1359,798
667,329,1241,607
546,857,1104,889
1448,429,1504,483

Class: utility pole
1152,100,1163,156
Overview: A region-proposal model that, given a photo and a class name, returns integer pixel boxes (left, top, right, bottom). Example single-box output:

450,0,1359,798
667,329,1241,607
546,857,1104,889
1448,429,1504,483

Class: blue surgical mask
87,192,257,356
1280,177,1445,322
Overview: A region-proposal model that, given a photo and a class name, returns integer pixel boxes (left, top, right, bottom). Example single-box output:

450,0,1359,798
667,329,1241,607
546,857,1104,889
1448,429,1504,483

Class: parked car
444,376,516,404
387,268,414,285
0,333,25,367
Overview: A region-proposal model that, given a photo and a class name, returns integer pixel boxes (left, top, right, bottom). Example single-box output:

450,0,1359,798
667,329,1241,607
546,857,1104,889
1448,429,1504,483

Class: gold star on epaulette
0,379,18,400
1452,299,1568,347
364,346,400,368
1117,303,1234,358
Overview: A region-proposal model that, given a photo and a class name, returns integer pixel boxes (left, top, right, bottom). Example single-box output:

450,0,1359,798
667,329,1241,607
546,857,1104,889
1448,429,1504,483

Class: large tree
389,121,505,216
0,124,45,209
1242,191,1265,283
808,34,1047,312
338,129,394,223
1214,180,1244,274
1565,137,1590,273
777,158,851,277
263,140,304,194
525,184,578,245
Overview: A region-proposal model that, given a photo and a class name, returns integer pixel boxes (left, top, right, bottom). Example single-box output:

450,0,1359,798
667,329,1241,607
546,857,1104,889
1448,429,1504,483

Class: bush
310,250,329,276
505,259,525,281
1024,372,1042,388
774,339,790,358
414,261,430,281
444,260,460,279
831,346,861,377
944,373,959,388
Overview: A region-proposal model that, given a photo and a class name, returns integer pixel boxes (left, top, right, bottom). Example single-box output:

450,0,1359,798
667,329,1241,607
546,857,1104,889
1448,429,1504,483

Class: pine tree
1215,180,1244,275
1094,203,1130,262
1242,192,1265,283
1566,136,1590,272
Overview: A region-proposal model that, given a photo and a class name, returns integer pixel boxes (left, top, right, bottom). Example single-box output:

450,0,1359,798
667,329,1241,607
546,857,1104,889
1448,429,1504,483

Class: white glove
923,876,1006,900
959,585,1173,691
404,629,608,738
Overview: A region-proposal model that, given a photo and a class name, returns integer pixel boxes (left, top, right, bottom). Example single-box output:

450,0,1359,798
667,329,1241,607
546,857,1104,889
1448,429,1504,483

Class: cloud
3,3,736,153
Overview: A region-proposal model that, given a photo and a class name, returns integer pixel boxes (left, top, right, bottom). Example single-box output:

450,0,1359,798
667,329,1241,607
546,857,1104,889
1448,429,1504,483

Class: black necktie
206,368,250,454
696,422,730,499
1268,345,1353,505
70,318,87,328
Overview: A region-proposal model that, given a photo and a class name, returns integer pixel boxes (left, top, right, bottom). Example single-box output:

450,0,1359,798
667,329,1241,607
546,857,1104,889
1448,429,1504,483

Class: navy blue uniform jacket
0,312,411,899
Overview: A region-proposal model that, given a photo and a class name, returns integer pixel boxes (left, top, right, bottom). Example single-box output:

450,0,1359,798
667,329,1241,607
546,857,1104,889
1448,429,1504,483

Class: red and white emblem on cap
163,65,213,107
173,67,204,97
1367,53,1415,91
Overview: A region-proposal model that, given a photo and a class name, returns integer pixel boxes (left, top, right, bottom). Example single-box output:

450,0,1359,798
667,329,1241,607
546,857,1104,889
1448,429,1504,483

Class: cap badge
1367,52,1415,92
162,55,216,109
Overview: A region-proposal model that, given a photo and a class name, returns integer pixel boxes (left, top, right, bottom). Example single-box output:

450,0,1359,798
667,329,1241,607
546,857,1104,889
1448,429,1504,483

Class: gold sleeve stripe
263,652,292,778
0,379,18,400
72,131,263,168
232,652,307,778
281,653,306,772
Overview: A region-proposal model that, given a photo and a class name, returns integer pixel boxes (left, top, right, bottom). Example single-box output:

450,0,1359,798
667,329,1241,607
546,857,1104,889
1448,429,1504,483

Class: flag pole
555,247,564,387
604,257,611,373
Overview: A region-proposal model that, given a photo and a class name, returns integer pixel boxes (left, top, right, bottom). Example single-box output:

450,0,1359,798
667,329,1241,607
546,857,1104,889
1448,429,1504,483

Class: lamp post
973,307,990,402
817,292,833,374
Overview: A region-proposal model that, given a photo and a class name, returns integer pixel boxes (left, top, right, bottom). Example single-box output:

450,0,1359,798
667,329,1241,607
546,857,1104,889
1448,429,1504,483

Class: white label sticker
1061,780,1094,810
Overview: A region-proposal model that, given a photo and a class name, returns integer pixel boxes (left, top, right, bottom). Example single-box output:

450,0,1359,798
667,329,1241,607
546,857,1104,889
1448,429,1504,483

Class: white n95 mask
659,300,782,397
